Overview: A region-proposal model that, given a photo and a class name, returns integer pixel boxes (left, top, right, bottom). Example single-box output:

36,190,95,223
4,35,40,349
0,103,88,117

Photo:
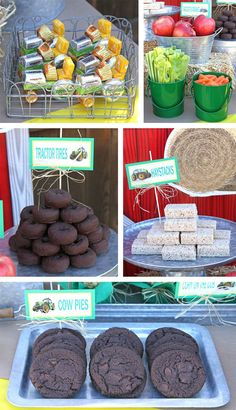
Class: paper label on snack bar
180,2,211,17
0,201,3,238
175,280,236,298
29,138,94,170
25,290,95,320
125,158,180,190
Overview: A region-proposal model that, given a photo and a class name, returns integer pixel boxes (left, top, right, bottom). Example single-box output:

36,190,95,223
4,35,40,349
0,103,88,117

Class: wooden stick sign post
125,153,180,218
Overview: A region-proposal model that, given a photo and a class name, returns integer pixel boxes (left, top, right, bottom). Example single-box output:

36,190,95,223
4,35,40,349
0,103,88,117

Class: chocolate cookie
30,348,86,398
89,346,146,398
48,222,77,245
44,189,72,209
32,206,59,224
90,327,144,358
33,333,86,360
146,327,198,355
150,350,206,398
34,328,86,351
148,341,198,364
41,253,70,274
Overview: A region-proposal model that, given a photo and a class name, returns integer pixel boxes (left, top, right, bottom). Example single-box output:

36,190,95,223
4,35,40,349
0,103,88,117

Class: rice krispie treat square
214,229,231,240
164,203,198,219
164,218,197,232
162,245,196,261
137,229,149,239
147,230,180,245
197,219,217,230
181,228,214,245
131,238,162,255
197,239,230,257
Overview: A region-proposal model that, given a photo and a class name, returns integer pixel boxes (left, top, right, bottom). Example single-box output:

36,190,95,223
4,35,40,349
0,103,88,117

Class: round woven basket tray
164,128,236,193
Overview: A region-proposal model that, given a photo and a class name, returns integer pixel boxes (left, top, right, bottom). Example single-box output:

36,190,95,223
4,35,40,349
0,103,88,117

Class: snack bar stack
198,239,230,257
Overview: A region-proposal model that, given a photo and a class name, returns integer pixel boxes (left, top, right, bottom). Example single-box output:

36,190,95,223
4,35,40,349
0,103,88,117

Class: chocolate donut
62,235,89,256
8,235,17,251
48,222,77,245
20,205,34,221
41,253,70,274
61,204,88,224
90,239,109,255
76,215,99,235
101,224,111,240
19,220,47,240
17,249,40,266
70,248,96,268
32,237,60,256
87,226,103,244
14,231,32,249
44,189,72,209
32,206,59,224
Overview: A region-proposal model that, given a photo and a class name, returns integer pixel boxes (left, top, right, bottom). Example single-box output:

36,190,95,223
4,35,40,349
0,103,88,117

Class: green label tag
0,201,4,238
25,290,95,320
180,2,211,17
29,138,94,170
125,158,180,190
175,280,236,299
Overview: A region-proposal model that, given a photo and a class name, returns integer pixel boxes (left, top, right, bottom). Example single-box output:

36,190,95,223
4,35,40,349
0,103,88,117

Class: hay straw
165,128,236,193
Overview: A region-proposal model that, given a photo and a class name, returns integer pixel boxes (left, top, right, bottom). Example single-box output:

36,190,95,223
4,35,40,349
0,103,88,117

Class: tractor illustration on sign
70,147,88,161
33,298,55,314
131,169,151,181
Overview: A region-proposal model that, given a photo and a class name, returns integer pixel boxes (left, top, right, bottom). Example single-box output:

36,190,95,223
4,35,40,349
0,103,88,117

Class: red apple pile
152,15,216,37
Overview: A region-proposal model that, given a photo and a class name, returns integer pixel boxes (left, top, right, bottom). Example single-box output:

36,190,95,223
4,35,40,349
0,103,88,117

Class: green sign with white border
126,158,180,190
29,138,94,170
175,280,236,299
25,290,95,320
0,201,4,238
180,2,211,17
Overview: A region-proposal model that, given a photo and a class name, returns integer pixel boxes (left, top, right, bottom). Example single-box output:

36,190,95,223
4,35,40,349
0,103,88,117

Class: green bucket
194,100,229,122
148,77,185,109
152,99,184,118
192,71,232,113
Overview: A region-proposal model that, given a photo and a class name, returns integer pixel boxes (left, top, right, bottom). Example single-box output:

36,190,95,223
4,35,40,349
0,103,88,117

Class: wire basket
155,29,222,64
3,16,138,119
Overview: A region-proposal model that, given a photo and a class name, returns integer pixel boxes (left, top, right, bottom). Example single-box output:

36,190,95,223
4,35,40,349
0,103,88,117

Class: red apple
152,16,175,36
193,15,216,36
0,255,16,276
175,18,193,27
173,23,196,37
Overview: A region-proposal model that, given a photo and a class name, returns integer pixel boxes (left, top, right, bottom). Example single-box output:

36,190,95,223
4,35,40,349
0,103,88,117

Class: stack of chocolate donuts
146,327,206,398
8,189,110,274
29,328,87,398
89,327,147,398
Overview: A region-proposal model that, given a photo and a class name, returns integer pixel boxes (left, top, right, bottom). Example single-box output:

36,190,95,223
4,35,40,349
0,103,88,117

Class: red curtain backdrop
0,133,13,230
123,128,236,276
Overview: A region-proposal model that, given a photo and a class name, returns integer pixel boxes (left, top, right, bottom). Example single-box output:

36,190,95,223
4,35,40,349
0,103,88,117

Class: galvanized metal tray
124,216,236,274
0,227,118,277
8,321,230,407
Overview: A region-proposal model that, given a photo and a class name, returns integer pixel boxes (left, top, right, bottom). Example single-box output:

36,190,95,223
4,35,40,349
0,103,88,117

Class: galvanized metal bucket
155,28,222,64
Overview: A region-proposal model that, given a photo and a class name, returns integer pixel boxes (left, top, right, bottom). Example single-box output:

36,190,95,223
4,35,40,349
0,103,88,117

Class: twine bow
176,294,236,326
133,184,177,218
